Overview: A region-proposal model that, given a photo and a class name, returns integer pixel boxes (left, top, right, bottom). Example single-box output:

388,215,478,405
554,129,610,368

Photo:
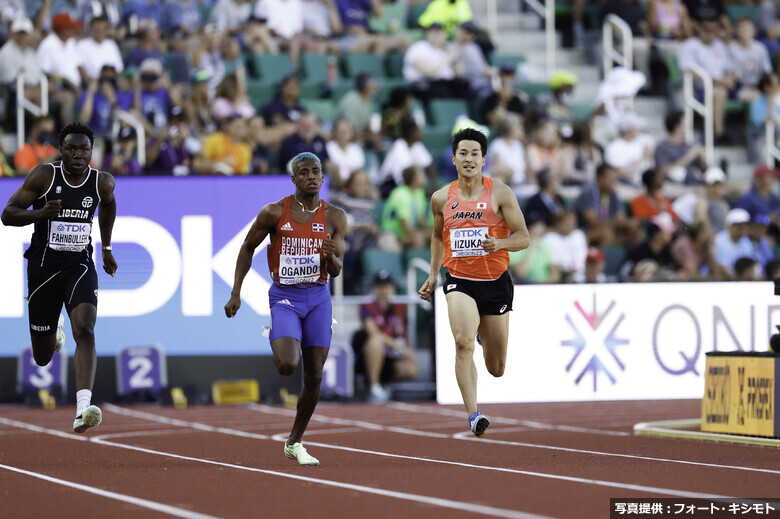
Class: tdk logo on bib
455,229,484,238
285,256,316,265
58,223,88,232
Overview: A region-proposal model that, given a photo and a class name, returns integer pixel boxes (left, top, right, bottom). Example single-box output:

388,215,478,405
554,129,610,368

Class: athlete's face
452,140,485,179
60,134,92,176
292,159,323,194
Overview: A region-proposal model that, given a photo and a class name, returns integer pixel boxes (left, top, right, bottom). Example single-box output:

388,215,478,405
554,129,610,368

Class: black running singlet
25,162,101,268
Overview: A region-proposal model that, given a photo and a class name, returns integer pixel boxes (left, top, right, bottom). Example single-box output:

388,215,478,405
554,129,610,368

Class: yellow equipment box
212,379,260,405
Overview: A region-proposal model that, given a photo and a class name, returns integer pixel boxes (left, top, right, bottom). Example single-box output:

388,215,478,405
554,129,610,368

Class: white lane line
449,431,780,476
106,405,737,499
89,435,551,519
0,417,89,441
0,463,221,519
387,402,631,436
249,403,451,438
1,411,552,519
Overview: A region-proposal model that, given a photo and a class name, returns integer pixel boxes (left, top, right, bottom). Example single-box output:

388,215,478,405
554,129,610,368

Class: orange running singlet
443,177,511,281
267,196,329,286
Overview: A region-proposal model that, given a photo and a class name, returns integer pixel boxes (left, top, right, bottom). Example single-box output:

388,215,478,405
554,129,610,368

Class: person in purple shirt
145,108,193,175
735,164,780,222
264,75,306,125
78,65,134,137
136,58,172,131
103,126,143,175
124,25,165,68
121,0,165,34
277,112,334,172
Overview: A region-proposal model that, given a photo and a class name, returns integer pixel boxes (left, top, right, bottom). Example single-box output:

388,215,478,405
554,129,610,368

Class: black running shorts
442,270,514,315
27,261,98,337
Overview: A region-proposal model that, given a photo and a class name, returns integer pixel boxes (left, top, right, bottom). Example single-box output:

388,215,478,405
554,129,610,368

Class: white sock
76,389,92,414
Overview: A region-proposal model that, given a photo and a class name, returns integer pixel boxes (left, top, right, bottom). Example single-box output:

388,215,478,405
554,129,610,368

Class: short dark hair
59,122,94,147
735,256,758,277
641,168,658,191
400,118,419,141
402,166,417,185
758,72,775,93
596,163,613,179
452,127,487,157
664,110,684,133
355,72,374,92
90,14,109,26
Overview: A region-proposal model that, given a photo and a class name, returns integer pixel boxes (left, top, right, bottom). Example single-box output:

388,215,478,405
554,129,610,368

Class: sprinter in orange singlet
418,128,530,438
225,152,346,465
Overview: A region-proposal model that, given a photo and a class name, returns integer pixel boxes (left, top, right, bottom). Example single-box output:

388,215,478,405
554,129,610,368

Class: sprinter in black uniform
1,123,117,433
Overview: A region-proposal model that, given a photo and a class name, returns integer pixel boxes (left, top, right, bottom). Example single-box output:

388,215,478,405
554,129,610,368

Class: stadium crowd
2,0,780,294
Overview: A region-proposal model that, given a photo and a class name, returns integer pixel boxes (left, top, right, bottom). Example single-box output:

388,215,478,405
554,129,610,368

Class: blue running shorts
268,283,332,348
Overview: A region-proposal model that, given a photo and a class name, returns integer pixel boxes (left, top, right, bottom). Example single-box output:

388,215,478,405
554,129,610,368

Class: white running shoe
367,383,390,404
284,442,319,466
73,405,102,433
54,314,65,353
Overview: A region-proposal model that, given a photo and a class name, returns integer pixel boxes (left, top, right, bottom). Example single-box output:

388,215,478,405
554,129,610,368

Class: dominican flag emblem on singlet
312,223,325,232
476,202,487,209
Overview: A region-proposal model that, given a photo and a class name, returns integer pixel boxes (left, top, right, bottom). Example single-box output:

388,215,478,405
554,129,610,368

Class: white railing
16,72,49,150
602,14,633,74
766,120,780,167
331,256,438,350
111,111,146,166
522,0,555,77
682,64,715,166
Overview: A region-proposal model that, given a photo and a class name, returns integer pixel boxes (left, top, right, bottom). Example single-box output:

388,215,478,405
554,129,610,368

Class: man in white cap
604,112,655,186
0,18,41,94
671,166,729,233
714,207,756,276
655,110,708,185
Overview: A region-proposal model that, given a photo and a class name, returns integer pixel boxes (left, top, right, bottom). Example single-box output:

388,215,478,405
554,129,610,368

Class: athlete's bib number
48,220,91,252
279,253,321,284
450,227,489,257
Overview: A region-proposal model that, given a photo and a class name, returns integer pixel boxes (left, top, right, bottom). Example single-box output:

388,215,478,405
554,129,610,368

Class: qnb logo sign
0,215,270,318
561,295,629,391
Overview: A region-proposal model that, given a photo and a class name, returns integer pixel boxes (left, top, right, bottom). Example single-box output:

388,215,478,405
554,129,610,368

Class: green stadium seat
407,4,427,28
247,53,294,83
519,81,551,99
422,126,453,158
361,248,406,290
404,247,431,267
301,98,335,123
571,102,593,121
427,99,470,128
602,246,627,277
489,53,526,70
374,77,407,106
246,79,275,112
385,51,404,78
301,53,337,85
342,53,386,78
726,4,759,23
368,3,406,33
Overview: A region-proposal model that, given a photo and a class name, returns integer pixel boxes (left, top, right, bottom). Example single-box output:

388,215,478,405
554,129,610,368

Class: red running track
0,399,778,519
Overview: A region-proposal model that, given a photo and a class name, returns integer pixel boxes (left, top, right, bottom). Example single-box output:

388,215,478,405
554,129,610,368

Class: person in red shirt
13,115,60,176
352,270,419,403
630,168,679,223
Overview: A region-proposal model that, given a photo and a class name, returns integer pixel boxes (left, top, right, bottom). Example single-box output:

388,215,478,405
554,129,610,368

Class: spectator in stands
135,58,173,132
532,70,578,138
78,65,133,138
417,0,473,38
196,114,252,174
277,111,333,173
13,115,59,176
591,66,646,147
124,24,164,69
37,13,83,126
333,0,409,56
480,63,527,128
161,0,202,37
379,119,435,197
670,219,720,279
183,70,218,135
526,119,565,185
524,168,566,227
352,270,419,404
508,219,560,284
631,168,679,223
756,0,780,65
334,72,379,145
682,0,730,34
254,0,307,68
601,0,653,86
403,23,463,101
381,85,415,142
145,108,194,175
209,0,253,36
544,208,589,283
714,208,755,275
450,21,492,99
655,109,707,185
0,18,43,107
246,115,270,174
77,0,123,38
735,256,762,281
560,122,602,185
265,74,306,125
648,0,692,42
326,118,365,189
619,213,679,281
211,72,256,121
193,23,226,100
485,114,527,192
747,213,774,268
573,247,608,283
730,18,772,104
76,15,124,81
574,163,641,246
765,256,780,281
380,165,432,250
330,169,379,288
164,29,195,86
672,166,728,232
102,126,143,175
604,112,655,186
736,164,780,221
0,131,16,177
677,20,739,144
121,0,165,35
748,72,780,164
